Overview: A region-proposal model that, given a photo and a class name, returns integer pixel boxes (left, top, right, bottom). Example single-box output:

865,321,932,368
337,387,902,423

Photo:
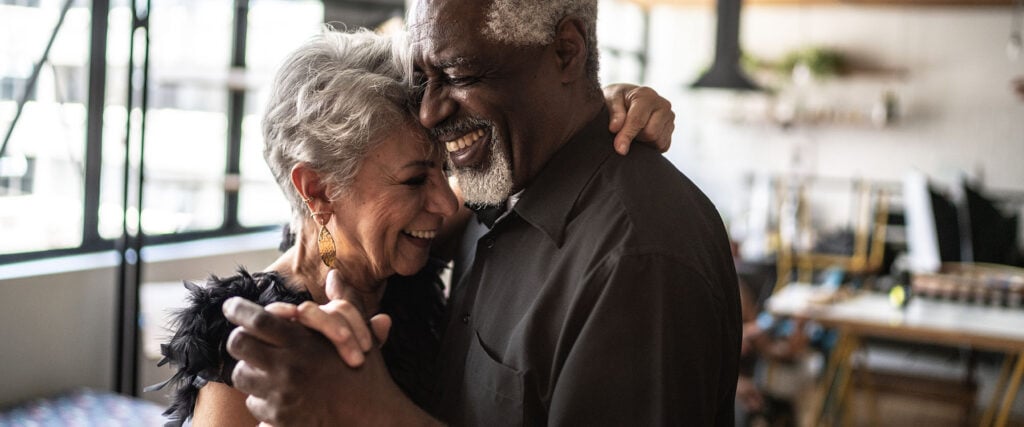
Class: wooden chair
774,179,890,292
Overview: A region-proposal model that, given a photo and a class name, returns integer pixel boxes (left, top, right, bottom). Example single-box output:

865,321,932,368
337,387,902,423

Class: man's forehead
412,25,481,66
409,0,487,44
410,0,487,19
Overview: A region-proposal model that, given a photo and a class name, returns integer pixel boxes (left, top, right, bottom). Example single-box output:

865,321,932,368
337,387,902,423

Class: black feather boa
148,260,447,427
146,269,312,426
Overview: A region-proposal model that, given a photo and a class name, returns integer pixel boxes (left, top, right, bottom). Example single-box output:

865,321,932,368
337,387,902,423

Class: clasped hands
221,271,419,426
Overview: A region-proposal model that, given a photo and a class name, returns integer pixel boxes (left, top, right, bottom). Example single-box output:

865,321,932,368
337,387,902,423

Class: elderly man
224,0,740,425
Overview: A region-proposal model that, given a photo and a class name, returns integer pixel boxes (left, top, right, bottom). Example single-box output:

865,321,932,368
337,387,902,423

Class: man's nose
419,84,457,130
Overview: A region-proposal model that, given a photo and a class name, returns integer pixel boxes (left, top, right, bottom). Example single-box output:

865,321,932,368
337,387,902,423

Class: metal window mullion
83,0,107,247
224,0,249,232
114,0,151,397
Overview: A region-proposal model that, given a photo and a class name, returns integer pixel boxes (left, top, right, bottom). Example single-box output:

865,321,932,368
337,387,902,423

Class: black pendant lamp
691,0,760,90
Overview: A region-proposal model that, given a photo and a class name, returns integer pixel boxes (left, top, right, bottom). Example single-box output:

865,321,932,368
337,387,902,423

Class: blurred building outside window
239,0,323,227
597,0,647,85
1,0,323,258
0,1,91,254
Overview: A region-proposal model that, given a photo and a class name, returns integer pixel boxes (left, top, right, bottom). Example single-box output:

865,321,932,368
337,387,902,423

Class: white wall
0,254,119,406
0,232,281,406
636,4,1024,240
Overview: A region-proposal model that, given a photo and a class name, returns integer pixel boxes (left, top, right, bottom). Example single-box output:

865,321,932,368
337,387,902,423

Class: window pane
597,0,646,84
99,1,132,240
238,0,323,227
0,2,92,255
139,0,232,235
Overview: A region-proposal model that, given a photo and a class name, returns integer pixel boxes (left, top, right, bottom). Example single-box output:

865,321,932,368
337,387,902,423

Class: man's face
411,0,563,206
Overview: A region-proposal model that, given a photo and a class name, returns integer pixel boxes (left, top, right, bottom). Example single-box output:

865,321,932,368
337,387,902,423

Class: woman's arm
192,382,258,427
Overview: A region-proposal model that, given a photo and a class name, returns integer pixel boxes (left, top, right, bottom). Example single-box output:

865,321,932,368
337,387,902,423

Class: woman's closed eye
402,174,428,187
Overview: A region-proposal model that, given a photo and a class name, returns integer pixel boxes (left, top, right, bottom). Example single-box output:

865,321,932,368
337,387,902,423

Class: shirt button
483,238,495,248
461,313,470,324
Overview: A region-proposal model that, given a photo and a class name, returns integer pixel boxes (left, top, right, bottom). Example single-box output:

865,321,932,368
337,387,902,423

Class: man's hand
264,270,392,368
223,297,432,426
603,84,675,155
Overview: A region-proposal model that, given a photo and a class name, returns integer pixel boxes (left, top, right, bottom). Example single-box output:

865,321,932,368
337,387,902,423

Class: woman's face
329,122,457,281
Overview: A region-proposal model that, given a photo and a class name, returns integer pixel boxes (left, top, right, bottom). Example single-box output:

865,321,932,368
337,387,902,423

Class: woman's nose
426,173,459,218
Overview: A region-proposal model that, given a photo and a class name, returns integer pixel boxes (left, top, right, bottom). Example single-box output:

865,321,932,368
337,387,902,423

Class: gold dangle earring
305,196,336,268
313,211,336,268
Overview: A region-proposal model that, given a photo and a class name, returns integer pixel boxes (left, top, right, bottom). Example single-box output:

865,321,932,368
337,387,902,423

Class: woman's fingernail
349,349,364,365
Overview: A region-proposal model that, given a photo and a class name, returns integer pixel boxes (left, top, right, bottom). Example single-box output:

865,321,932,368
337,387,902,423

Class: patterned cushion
0,388,165,426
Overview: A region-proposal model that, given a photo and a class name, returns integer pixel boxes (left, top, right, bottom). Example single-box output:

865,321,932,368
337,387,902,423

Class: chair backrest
773,176,892,291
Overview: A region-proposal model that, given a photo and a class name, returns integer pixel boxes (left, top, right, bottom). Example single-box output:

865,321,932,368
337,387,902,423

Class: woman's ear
291,163,329,208
553,17,588,84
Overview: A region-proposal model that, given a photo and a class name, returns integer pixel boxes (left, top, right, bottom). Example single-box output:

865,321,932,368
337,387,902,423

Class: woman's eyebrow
401,160,435,169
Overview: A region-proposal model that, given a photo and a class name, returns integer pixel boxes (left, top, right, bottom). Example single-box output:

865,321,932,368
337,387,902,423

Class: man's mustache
430,117,493,139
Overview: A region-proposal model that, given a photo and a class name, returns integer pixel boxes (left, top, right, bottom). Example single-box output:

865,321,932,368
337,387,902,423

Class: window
50,65,88,104
129,0,232,235
0,1,91,255
0,155,36,195
1,77,38,101
0,0,327,262
597,0,647,84
238,0,324,227
1,0,42,8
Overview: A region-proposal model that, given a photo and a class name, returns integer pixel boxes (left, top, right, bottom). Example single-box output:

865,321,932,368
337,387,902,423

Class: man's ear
553,17,589,84
291,163,329,207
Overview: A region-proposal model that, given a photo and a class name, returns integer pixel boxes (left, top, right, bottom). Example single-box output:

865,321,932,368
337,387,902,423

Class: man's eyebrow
436,56,476,69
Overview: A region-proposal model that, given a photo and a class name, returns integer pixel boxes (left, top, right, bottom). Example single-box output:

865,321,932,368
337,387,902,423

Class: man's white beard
453,136,513,207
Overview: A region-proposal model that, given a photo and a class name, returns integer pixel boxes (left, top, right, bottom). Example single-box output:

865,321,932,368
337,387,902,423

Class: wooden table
767,283,1024,427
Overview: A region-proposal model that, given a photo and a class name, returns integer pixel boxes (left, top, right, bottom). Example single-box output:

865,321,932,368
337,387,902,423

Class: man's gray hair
262,27,415,228
482,0,599,88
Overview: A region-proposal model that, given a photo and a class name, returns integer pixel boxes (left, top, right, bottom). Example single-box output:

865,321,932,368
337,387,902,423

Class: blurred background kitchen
1,0,1022,425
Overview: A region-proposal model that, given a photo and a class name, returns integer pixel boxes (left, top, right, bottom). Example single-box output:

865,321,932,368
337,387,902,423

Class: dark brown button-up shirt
432,110,740,426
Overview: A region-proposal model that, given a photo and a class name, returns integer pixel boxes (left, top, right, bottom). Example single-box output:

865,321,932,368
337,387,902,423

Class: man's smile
444,127,492,168
444,128,485,152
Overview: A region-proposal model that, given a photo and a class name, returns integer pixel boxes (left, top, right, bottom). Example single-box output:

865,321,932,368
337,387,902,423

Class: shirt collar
511,108,614,246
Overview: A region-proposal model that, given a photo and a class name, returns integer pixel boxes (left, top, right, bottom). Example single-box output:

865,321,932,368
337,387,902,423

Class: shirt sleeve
547,251,739,426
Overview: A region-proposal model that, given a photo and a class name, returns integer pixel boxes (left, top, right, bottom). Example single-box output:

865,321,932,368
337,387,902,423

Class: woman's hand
223,298,434,426
603,84,676,155
264,270,392,368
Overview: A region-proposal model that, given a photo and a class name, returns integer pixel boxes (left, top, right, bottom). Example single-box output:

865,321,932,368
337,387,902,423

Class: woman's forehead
369,125,439,165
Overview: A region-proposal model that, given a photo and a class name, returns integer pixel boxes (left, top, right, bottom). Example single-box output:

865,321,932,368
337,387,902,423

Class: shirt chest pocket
460,331,525,426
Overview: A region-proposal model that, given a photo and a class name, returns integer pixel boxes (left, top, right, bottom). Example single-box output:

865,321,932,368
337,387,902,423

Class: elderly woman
153,27,674,427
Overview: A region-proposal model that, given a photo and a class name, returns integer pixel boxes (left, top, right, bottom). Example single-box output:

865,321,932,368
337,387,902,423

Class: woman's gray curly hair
482,0,599,89
262,27,416,228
